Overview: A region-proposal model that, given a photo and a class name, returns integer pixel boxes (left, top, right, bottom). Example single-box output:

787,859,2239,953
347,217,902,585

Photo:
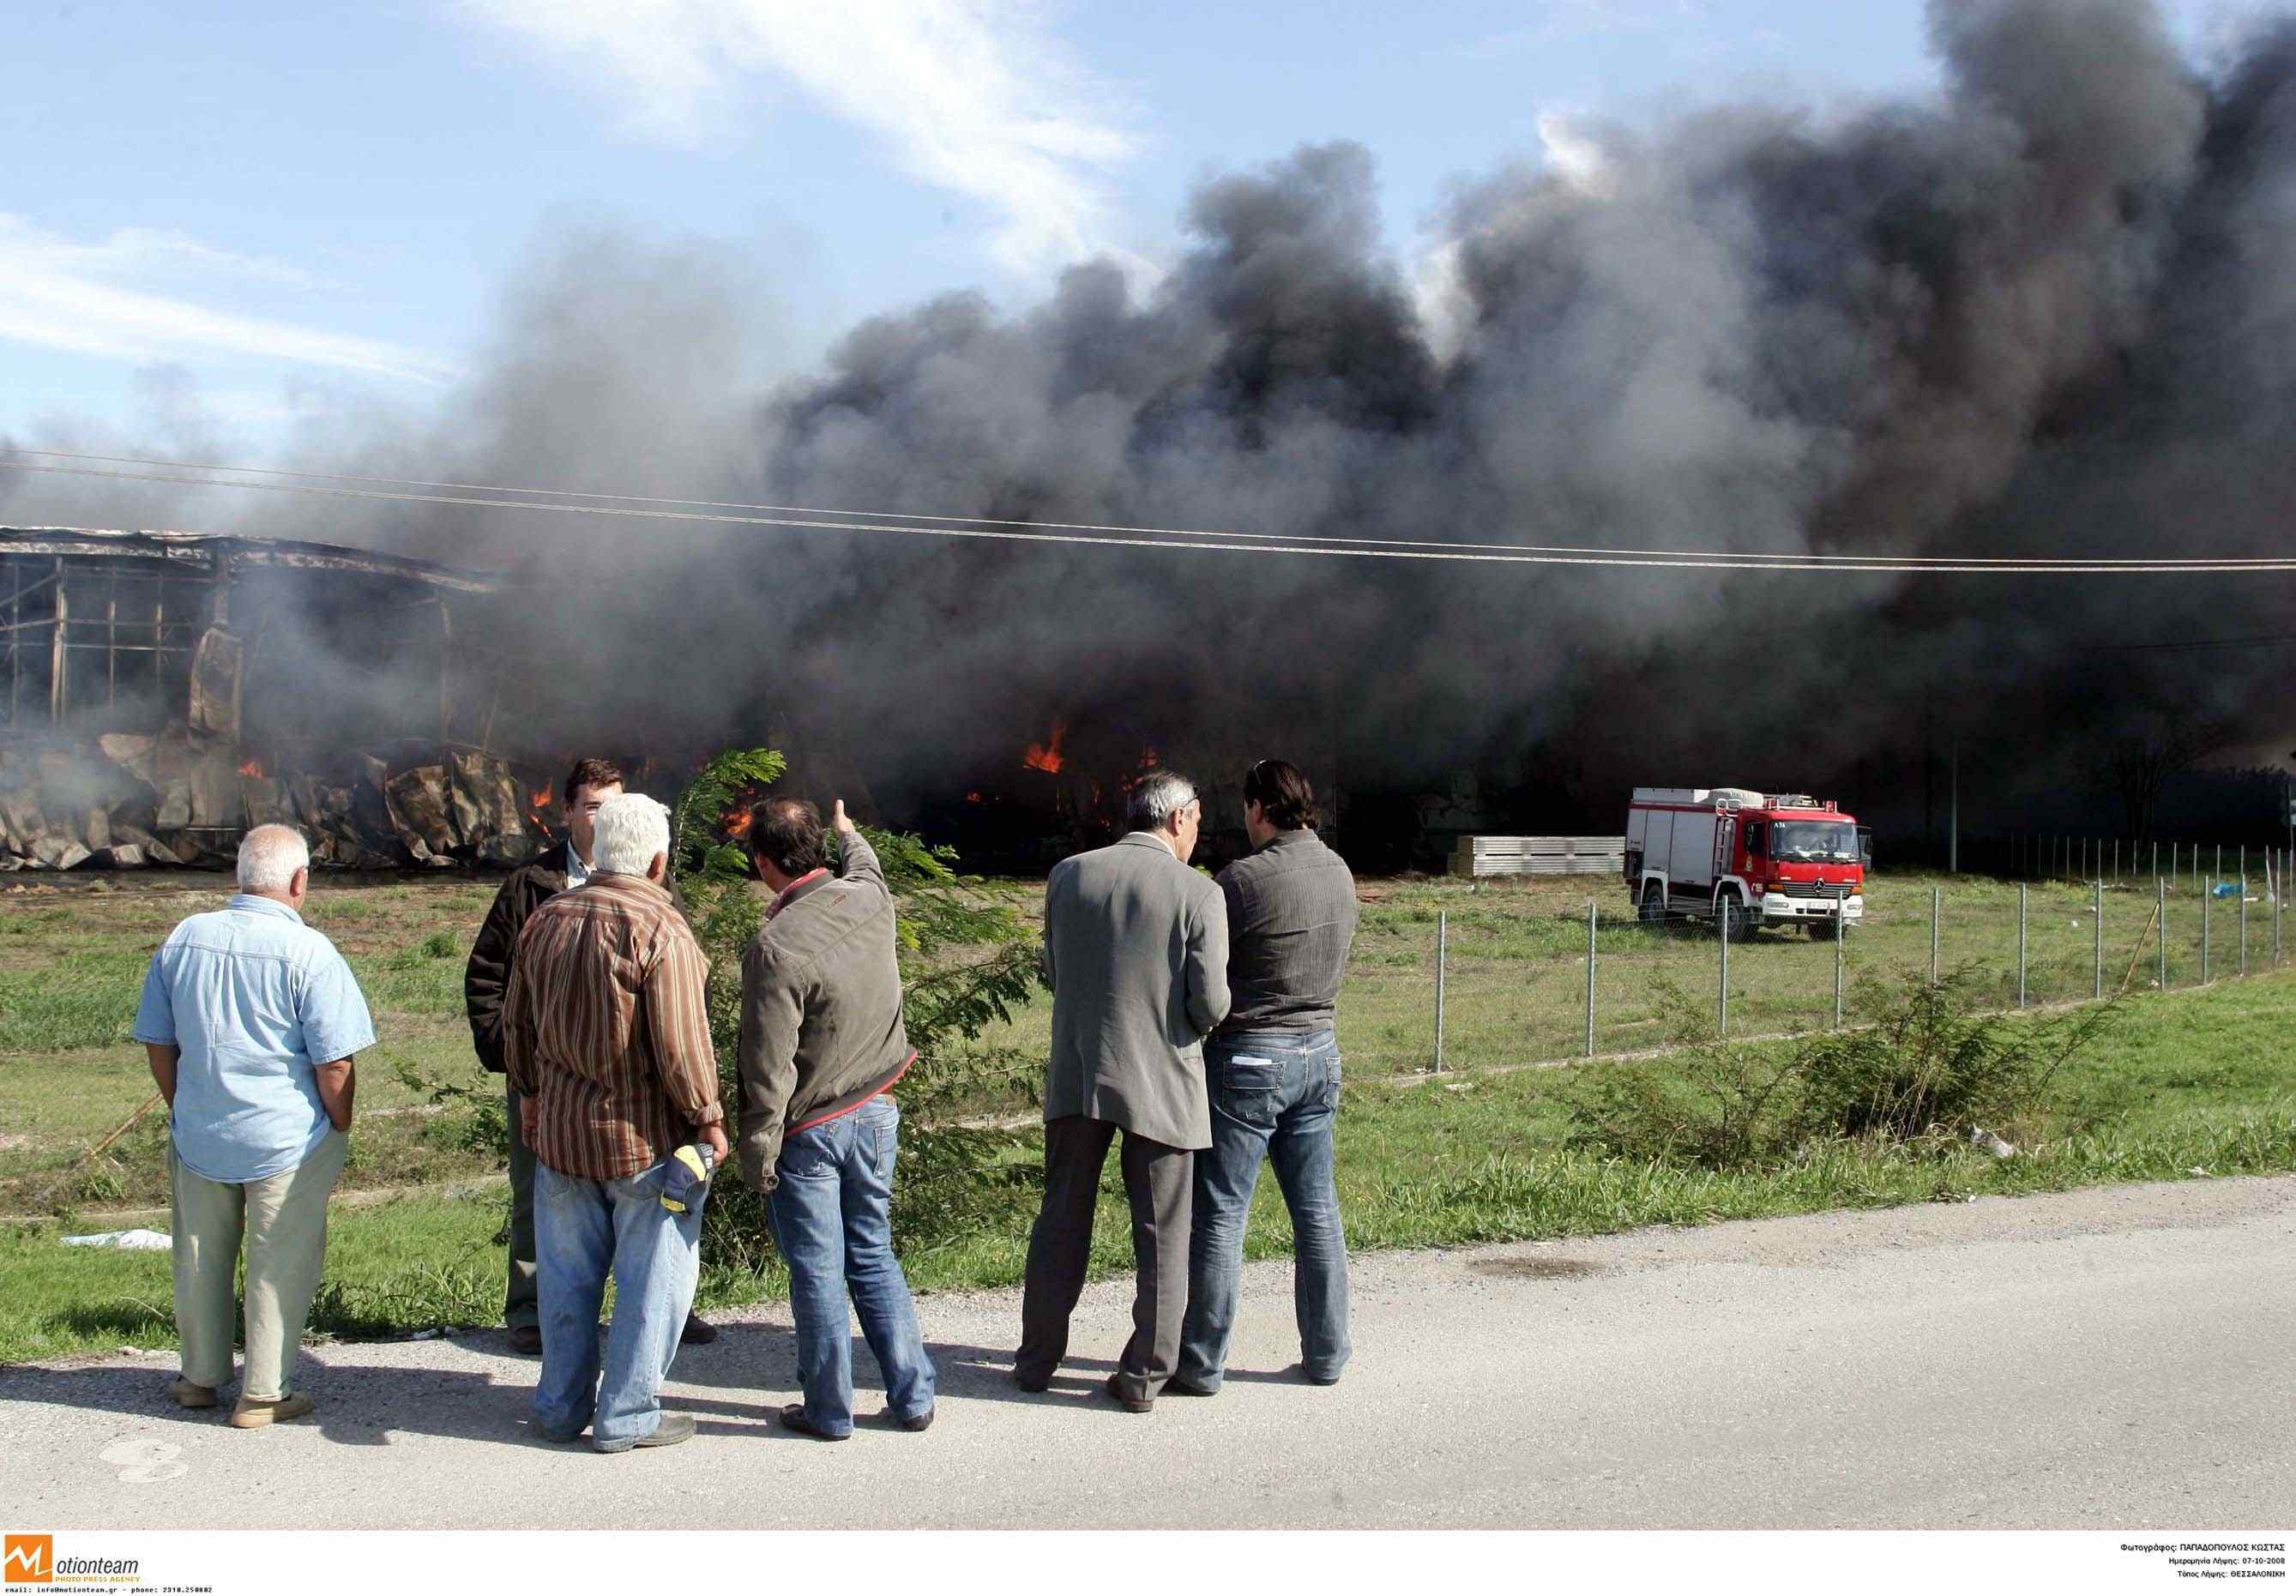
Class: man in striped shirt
503,792,726,1452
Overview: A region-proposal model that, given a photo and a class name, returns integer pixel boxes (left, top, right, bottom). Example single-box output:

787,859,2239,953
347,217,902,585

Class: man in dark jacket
465,756,710,1352
736,797,935,1440
1173,758,1358,1394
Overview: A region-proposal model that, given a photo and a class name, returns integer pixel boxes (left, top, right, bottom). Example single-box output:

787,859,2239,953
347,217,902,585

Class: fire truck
1626,787,1866,936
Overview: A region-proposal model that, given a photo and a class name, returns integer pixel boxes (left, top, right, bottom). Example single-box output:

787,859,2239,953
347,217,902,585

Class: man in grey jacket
737,797,936,1440
1015,770,1230,1412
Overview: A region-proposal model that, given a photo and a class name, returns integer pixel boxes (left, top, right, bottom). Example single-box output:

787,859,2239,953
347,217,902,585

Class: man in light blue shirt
133,823,376,1429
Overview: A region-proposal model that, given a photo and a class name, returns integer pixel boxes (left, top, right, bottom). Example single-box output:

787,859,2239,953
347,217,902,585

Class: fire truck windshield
1773,821,1859,862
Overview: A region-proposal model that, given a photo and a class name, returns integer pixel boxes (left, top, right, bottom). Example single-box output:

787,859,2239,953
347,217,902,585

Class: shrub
1564,967,2116,1170
1783,967,2112,1148
673,748,1046,1278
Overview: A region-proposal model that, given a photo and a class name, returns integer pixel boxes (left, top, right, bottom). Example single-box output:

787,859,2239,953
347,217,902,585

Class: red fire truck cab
1626,786,1865,934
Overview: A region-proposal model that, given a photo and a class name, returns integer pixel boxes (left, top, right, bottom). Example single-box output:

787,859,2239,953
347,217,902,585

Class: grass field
973,867,2282,1074
3,865,2291,1366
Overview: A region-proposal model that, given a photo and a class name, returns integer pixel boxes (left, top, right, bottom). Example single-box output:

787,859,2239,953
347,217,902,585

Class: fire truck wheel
1638,882,1665,924
1719,891,1756,941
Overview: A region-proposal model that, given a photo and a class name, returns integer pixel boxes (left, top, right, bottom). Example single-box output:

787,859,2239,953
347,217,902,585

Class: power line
9,453,2296,575
2103,634,2296,652
16,446,2296,569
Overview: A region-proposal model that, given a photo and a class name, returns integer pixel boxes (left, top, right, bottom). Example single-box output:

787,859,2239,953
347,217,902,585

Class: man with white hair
503,791,726,1452
132,823,376,1428
1015,769,1231,1412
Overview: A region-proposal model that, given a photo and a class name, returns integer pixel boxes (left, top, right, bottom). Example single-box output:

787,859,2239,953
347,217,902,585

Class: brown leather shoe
228,1392,315,1429
678,1312,717,1346
167,1377,217,1409
632,1412,696,1448
507,1325,543,1355
1103,1375,1153,1414
780,1404,850,1442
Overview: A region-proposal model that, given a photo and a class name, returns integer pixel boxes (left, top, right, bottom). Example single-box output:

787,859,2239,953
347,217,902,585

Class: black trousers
1015,1115,1193,1401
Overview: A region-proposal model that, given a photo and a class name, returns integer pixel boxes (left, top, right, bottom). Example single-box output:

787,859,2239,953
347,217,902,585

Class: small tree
2093,710,2234,840
675,748,1046,1280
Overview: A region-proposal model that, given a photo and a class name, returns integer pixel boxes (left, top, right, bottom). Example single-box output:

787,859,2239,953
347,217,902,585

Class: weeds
1564,967,2118,1170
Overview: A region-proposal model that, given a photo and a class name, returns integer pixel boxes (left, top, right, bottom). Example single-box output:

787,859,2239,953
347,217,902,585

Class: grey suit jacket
1042,832,1232,1150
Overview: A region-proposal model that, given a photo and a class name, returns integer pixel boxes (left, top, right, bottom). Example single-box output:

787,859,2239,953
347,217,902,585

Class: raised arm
830,800,886,896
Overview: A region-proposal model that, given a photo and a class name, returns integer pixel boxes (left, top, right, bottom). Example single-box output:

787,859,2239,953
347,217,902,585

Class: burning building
0,526,551,871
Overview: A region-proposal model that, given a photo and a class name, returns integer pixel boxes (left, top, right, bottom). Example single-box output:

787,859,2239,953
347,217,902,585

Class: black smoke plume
9,0,2296,855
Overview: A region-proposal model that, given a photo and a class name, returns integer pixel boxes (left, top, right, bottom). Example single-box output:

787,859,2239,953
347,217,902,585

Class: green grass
3,967,2292,1366
0,877,495,1213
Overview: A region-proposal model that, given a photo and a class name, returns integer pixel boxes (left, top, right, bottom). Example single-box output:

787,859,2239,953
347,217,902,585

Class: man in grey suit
1015,770,1231,1412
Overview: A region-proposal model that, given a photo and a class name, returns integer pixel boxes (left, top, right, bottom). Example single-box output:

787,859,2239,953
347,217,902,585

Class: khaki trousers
170,1129,347,1400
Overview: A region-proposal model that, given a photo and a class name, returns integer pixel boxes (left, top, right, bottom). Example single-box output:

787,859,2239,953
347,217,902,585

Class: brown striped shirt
502,872,722,1181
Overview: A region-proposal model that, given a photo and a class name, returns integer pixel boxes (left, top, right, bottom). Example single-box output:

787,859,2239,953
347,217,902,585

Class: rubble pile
0,731,543,872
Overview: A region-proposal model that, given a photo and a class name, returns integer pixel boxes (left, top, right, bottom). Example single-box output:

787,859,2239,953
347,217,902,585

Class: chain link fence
1335,854,2292,1079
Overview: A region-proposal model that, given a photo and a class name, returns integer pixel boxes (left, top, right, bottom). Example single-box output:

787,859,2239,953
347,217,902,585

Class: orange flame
966,791,985,804
1022,720,1068,774
238,758,265,779
1117,746,1164,796
725,806,754,839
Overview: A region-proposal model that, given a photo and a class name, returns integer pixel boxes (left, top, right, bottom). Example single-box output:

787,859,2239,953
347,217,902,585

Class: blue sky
0,0,2263,455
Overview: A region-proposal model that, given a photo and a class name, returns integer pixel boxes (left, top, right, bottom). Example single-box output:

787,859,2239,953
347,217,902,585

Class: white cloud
461,0,1136,273
0,215,455,383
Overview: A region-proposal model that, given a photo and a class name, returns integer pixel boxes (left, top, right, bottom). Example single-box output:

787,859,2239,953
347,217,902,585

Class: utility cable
13,445,2296,571
9,456,2296,575
11,447,2294,570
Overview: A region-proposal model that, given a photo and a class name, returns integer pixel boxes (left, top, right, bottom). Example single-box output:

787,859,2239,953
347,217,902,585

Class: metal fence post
2277,858,2284,969
2203,888,2211,985
1584,899,1597,1060
2017,883,2028,1008
2151,839,2158,881
1834,893,1846,1029
2113,838,2120,881
2239,877,2248,978
1433,910,1448,1072
1718,897,1731,1039
2093,879,2104,1001
2157,877,2166,991
2216,843,2223,882
1930,884,1941,985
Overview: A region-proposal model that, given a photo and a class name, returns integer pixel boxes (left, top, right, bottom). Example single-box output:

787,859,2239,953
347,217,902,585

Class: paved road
4,1177,2291,1530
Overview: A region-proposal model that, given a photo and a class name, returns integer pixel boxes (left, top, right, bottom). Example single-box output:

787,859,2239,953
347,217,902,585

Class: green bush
1564,967,2116,1170
1784,969,2112,1148
675,749,1046,1279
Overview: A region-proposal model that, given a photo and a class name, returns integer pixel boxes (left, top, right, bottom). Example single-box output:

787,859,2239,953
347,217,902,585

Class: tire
1718,891,1757,941
1639,882,1666,924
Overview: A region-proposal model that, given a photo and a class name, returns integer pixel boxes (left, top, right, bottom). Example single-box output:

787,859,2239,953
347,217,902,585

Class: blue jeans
768,1095,936,1436
533,1155,703,1451
1177,1029,1352,1388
